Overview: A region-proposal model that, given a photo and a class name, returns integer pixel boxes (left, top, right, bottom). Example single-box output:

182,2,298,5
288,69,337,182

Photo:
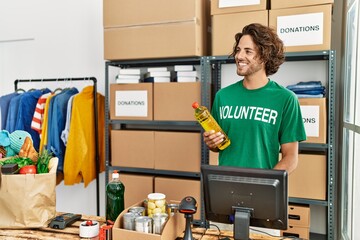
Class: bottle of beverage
192,102,231,150
106,170,125,225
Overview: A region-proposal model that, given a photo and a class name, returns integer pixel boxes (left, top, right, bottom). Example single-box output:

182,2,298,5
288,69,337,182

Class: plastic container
147,193,166,217
192,102,231,150
106,170,125,224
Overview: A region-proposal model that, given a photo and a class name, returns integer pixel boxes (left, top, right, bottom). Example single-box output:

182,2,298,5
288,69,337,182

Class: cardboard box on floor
110,83,153,120
299,98,327,144
269,4,332,52
212,10,268,56
113,201,185,240
211,0,267,15
270,0,333,10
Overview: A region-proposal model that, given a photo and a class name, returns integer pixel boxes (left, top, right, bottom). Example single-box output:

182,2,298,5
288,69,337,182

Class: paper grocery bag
0,158,58,228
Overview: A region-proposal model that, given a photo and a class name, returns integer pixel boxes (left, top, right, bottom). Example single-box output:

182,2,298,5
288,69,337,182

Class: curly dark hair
229,23,285,76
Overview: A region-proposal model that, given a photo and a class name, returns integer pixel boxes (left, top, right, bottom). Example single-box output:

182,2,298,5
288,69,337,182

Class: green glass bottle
106,170,125,224
192,102,231,150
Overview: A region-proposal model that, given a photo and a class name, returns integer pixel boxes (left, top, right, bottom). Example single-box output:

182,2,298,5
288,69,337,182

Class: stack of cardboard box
282,204,311,239
109,80,202,219
103,0,210,60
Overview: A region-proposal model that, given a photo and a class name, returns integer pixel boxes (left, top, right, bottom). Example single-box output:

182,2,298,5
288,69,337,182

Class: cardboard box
299,98,327,144
154,82,201,121
103,0,210,60
281,225,310,240
119,174,154,208
212,10,268,56
271,0,333,10
154,131,201,172
269,4,332,52
104,22,208,60
211,0,267,15
155,177,202,220
288,204,310,227
110,83,153,120
288,154,326,200
111,130,155,169
113,201,185,240
104,0,206,27
209,151,219,165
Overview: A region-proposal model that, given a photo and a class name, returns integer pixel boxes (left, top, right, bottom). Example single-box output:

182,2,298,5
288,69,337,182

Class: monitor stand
233,207,253,240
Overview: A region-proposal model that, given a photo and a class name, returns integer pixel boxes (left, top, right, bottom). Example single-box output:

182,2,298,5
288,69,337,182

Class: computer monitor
201,165,288,240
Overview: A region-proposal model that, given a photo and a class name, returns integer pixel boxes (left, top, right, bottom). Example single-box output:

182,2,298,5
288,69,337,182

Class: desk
0,214,105,240
0,218,292,240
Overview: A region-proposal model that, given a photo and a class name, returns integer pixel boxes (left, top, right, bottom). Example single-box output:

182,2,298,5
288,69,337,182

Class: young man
204,23,306,174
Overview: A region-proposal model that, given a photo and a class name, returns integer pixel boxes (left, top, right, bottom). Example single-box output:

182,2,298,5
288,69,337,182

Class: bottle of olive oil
192,102,231,150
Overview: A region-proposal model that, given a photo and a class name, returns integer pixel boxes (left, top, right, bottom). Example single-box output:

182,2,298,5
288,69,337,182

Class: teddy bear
0,130,38,162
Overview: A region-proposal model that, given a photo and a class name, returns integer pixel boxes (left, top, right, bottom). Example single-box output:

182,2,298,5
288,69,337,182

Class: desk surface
0,214,105,240
0,216,292,240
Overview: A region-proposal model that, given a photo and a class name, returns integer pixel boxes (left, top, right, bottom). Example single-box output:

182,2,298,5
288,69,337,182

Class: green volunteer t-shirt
211,79,306,169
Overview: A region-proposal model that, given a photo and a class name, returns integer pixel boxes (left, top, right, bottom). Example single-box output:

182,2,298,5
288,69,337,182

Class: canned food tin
166,203,179,216
128,206,145,216
152,213,168,234
147,193,166,217
135,216,152,233
123,212,136,230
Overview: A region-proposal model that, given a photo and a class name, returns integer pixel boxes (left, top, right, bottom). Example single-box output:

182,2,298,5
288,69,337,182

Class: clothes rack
14,77,100,216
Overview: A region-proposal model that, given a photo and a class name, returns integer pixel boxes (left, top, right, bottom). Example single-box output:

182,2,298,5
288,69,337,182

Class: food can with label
135,216,152,233
152,213,168,234
128,206,145,216
123,212,136,230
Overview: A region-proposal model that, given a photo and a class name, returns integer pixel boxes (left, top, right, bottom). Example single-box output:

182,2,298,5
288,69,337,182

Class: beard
236,61,264,77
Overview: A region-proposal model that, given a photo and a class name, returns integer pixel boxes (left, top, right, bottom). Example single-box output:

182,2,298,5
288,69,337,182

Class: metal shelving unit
104,51,336,238
104,57,210,225
203,50,336,240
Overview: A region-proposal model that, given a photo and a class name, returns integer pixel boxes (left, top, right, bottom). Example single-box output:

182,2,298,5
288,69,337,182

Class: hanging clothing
0,92,20,130
61,95,75,146
31,92,53,135
46,88,79,173
15,89,51,151
39,94,55,153
64,86,105,187
5,94,23,132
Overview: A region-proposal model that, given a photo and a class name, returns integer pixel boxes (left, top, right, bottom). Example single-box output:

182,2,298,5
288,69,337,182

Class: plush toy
0,130,38,162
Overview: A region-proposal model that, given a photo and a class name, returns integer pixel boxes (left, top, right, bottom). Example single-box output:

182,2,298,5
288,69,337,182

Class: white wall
0,0,106,216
